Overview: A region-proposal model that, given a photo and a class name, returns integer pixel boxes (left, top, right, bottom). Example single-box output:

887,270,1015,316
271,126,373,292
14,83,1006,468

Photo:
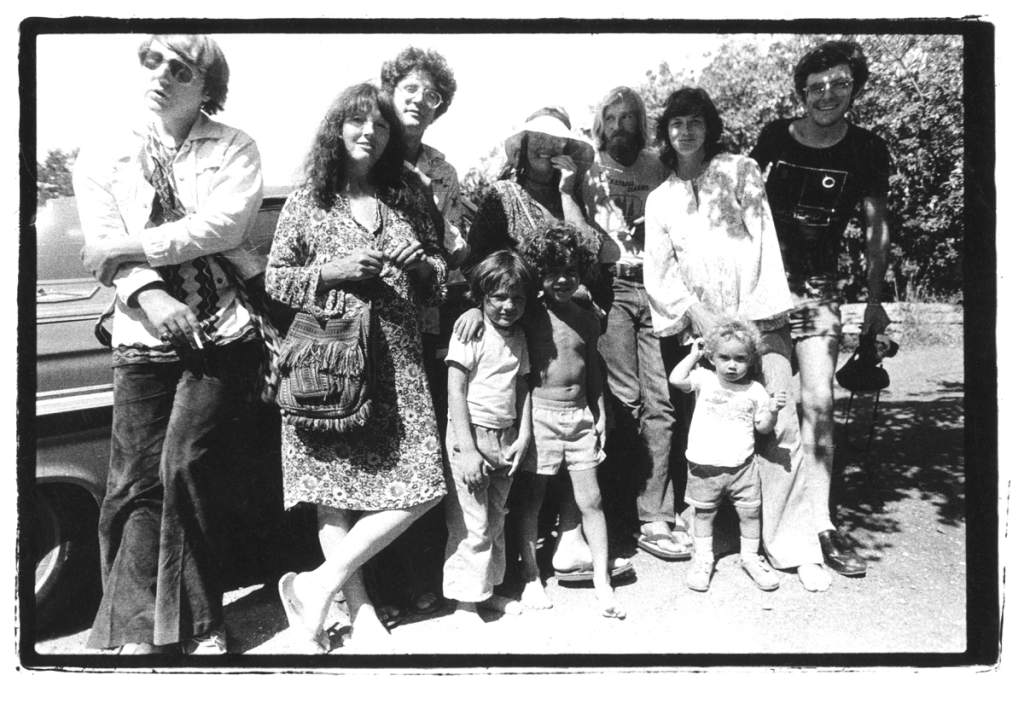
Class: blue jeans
88,340,261,649
598,278,679,525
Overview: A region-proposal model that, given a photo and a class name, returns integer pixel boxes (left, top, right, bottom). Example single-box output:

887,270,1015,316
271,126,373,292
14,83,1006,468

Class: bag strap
216,254,283,404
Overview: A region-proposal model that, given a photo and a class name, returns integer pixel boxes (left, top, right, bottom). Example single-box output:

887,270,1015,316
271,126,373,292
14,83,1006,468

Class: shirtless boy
514,223,626,619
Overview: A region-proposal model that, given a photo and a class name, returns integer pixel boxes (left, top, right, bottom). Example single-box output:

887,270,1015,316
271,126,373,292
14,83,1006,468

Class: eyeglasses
398,82,444,110
803,78,853,100
140,49,200,85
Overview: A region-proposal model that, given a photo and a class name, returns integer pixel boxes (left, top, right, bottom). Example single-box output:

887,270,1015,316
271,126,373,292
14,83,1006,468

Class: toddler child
669,318,787,592
515,223,626,619
443,250,534,624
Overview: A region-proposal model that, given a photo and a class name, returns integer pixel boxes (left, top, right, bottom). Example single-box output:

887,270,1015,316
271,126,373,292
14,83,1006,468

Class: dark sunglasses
140,49,199,85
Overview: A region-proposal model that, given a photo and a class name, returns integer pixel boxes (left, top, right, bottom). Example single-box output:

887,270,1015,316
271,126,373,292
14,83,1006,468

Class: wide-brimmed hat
503,106,595,172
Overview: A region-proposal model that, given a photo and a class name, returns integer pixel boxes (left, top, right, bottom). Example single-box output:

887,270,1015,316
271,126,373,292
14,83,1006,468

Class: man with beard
581,87,684,560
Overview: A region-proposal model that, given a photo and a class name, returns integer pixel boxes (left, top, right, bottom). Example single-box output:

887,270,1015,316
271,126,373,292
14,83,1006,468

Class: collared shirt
414,143,469,268
74,112,265,351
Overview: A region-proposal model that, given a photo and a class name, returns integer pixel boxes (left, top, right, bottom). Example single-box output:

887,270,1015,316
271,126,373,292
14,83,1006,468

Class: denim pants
598,278,680,526
87,340,261,649
442,422,516,602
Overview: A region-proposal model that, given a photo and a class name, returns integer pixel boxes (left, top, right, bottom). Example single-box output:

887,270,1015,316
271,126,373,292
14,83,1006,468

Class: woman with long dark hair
266,83,447,653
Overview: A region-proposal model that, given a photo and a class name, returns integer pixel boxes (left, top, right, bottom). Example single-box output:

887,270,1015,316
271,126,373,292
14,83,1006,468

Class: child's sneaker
686,555,715,592
741,554,780,591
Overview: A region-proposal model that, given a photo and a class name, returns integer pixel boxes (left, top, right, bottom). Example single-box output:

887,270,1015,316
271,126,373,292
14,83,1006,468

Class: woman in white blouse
644,87,834,592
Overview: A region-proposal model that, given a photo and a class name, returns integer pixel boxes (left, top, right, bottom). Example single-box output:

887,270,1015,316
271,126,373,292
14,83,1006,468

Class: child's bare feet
479,594,523,615
520,578,553,610
595,582,626,620
797,563,833,592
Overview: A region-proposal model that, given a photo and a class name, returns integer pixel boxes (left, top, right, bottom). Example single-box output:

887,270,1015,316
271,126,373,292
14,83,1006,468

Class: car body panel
34,193,286,500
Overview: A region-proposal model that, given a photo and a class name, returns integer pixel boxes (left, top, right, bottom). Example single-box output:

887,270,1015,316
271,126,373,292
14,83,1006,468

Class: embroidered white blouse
644,153,792,339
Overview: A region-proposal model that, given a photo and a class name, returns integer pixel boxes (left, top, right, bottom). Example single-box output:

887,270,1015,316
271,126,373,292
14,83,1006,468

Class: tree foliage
37,147,79,206
640,33,964,300
457,34,964,299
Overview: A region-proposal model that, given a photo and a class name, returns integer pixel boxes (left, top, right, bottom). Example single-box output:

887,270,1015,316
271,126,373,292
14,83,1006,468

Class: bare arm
447,363,489,493
755,390,787,434
862,194,892,336
584,314,607,447
505,376,534,476
668,339,705,392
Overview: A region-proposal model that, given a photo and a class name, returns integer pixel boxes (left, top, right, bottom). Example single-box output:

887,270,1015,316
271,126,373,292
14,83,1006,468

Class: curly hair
468,249,535,306
380,46,457,120
138,34,229,115
304,83,408,211
703,317,763,371
794,40,870,102
519,222,599,284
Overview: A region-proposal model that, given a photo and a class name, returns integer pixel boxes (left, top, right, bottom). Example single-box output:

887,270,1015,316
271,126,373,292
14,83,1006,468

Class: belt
611,262,643,283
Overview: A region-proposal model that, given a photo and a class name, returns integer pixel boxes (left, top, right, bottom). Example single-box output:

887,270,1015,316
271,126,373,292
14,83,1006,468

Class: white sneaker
741,554,780,591
183,627,227,655
686,555,715,592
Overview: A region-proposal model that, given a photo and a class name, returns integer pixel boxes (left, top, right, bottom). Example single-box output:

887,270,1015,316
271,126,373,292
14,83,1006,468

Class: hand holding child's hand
457,450,490,493
771,390,788,411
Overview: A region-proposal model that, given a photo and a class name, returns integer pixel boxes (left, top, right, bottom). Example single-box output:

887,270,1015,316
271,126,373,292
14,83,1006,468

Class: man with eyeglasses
381,46,468,268
74,34,265,654
750,40,891,590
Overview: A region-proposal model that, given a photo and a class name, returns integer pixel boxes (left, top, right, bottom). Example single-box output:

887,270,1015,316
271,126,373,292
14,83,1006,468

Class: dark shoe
819,530,867,576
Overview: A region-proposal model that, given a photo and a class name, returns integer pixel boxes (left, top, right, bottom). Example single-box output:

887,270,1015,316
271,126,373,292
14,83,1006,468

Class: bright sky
35,32,725,188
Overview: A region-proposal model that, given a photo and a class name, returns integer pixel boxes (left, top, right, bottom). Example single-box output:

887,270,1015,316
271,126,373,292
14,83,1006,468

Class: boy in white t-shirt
669,318,788,592
443,250,534,624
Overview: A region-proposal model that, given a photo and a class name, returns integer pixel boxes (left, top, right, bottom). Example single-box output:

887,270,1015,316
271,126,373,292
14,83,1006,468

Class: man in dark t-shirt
750,40,892,589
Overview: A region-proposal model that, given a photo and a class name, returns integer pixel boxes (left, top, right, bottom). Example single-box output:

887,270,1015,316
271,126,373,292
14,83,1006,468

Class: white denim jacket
74,113,264,348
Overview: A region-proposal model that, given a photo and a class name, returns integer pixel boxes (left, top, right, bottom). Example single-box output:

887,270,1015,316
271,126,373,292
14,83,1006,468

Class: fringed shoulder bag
275,299,377,434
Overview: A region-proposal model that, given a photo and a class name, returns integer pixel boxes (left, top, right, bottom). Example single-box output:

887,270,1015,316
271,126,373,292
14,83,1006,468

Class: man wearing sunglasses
74,34,265,655
750,40,892,590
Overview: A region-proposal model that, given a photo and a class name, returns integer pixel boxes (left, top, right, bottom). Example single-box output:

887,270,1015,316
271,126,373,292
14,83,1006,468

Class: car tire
28,484,100,632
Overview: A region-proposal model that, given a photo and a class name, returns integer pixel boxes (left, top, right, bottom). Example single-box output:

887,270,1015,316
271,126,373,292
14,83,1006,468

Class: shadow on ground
833,380,964,556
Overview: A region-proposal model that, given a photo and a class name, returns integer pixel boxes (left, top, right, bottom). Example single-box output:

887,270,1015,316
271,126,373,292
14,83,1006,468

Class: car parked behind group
30,190,290,630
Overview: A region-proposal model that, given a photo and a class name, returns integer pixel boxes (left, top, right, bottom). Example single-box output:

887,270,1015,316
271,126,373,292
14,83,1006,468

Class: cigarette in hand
192,330,204,349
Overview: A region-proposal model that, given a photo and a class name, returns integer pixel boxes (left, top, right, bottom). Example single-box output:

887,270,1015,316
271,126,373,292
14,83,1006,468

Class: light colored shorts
685,456,761,510
523,395,605,476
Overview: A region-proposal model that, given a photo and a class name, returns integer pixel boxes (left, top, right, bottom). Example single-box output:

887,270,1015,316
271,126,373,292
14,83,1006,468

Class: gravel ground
28,343,966,666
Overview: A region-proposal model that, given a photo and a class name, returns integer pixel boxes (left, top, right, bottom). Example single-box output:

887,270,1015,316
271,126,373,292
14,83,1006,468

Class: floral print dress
266,184,448,511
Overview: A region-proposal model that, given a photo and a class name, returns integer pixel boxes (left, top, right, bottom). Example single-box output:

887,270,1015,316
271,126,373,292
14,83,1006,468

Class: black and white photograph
16,11,999,676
